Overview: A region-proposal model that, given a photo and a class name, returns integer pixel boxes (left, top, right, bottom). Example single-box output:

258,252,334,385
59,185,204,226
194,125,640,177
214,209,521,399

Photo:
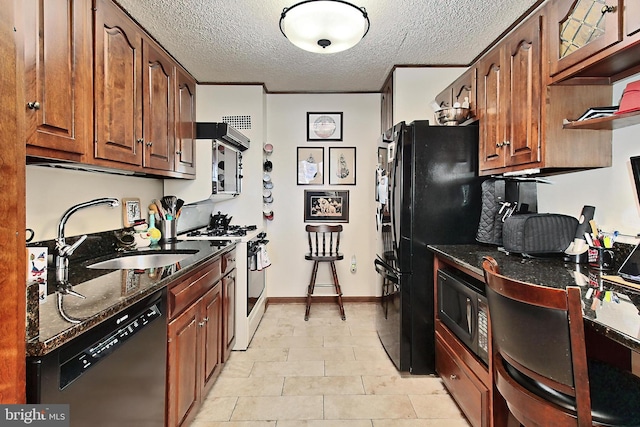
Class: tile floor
190,303,471,427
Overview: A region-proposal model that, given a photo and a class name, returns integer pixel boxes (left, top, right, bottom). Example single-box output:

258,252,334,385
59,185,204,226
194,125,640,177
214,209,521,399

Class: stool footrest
305,258,346,321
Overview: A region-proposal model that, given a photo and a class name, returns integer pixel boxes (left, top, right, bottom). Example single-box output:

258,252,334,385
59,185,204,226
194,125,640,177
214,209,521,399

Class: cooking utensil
435,107,470,126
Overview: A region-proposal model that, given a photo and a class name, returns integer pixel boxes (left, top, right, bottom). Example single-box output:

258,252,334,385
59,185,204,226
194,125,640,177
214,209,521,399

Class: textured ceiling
114,0,541,93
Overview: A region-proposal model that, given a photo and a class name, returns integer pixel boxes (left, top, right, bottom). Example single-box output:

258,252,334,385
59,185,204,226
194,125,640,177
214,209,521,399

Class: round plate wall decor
312,115,337,139
307,112,343,141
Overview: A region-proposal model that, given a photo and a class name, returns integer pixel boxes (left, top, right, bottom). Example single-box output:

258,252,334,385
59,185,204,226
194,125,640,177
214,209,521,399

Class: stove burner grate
185,224,258,238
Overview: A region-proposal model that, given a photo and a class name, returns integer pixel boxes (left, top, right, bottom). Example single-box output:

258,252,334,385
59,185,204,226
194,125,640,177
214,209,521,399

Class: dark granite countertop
27,239,236,357
429,244,640,352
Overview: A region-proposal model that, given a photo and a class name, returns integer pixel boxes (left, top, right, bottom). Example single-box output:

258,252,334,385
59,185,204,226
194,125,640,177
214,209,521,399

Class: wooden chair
482,256,640,427
304,224,345,321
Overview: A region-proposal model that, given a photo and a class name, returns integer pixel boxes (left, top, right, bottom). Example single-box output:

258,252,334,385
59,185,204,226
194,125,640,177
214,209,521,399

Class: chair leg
305,261,319,321
330,261,346,320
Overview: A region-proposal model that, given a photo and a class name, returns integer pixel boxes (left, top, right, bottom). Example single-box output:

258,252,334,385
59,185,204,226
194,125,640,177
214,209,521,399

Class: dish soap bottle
147,210,161,245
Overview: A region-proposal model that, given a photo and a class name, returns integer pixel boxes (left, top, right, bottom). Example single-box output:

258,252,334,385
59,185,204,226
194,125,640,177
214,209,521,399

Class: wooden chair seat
304,224,345,321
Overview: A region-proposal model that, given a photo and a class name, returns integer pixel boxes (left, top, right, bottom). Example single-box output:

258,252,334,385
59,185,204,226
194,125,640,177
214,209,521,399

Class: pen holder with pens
588,246,615,271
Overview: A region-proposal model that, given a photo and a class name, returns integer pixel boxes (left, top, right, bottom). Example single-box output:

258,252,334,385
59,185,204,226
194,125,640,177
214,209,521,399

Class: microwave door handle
466,297,473,336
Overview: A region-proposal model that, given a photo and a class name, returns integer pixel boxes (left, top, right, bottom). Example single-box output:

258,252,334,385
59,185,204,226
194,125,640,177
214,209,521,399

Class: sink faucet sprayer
55,198,120,322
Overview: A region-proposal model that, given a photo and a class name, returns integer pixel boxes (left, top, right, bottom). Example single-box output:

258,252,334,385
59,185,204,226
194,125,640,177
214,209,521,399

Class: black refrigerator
374,120,484,374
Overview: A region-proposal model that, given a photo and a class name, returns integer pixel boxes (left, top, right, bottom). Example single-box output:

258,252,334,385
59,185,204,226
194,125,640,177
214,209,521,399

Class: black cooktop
185,224,257,238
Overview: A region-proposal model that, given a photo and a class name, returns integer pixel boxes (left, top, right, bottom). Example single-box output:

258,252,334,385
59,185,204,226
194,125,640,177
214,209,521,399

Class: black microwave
437,269,489,365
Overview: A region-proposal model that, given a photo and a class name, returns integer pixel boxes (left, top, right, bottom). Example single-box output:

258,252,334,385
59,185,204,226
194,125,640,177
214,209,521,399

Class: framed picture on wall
297,147,324,185
329,147,356,185
304,190,349,223
307,112,343,141
122,198,141,227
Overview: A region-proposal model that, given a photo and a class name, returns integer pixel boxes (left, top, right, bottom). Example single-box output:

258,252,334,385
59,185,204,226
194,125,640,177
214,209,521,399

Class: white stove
177,224,267,350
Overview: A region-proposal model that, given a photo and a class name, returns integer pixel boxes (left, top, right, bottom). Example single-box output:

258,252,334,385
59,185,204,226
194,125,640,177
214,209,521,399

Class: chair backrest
481,256,591,410
306,224,342,258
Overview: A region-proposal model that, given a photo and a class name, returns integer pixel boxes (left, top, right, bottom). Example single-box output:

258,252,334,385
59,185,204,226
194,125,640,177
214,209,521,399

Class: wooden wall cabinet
94,0,197,177
174,69,197,176
166,254,231,427
94,0,177,173
478,15,542,174
93,0,143,167
381,73,394,134
626,1,640,37
435,68,477,120
548,0,640,84
476,10,612,176
548,0,623,77
24,0,92,160
142,43,175,171
25,0,196,178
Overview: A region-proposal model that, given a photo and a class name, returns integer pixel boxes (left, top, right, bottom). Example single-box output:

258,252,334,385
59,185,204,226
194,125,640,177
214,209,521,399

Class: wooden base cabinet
167,259,224,427
436,322,490,427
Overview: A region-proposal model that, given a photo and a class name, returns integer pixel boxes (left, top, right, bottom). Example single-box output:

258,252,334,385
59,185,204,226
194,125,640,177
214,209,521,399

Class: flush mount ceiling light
279,0,370,54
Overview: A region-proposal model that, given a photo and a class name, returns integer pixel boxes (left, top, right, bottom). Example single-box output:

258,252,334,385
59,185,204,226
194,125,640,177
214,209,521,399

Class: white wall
393,67,467,125
26,166,162,241
265,93,380,298
538,73,640,243
165,85,265,227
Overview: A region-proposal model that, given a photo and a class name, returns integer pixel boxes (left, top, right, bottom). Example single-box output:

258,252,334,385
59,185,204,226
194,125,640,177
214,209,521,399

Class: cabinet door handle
176,150,182,155
601,5,616,13
503,140,511,146
450,374,458,380
198,321,206,327
496,142,503,148
203,317,209,322
27,101,41,110
136,138,144,144
146,142,153,147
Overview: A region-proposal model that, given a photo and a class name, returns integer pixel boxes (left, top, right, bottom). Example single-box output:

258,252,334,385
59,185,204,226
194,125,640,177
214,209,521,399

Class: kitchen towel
256,244,271,270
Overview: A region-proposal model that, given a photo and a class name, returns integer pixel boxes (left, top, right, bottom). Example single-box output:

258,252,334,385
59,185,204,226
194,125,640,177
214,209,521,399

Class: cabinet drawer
222,249,236,275
169,259,222,318
436,337,488,427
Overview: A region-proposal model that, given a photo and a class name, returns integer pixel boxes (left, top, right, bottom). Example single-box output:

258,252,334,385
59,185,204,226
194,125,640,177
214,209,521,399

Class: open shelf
563,110,640,130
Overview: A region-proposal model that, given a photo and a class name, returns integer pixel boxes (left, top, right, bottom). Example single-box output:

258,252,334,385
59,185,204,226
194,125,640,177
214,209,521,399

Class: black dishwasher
27,289,167,427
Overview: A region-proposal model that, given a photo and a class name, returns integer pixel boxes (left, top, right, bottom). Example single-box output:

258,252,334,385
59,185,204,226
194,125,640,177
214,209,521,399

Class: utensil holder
159,219,177,242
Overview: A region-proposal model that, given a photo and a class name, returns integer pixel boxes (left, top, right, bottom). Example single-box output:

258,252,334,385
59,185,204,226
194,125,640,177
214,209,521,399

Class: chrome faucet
55,198,120,296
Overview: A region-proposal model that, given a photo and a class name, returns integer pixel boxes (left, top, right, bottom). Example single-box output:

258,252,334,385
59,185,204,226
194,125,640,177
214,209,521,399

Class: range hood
196,122,250,151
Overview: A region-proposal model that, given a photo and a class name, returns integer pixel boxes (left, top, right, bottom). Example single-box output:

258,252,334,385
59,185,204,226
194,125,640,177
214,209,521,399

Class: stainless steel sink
87,251,196,270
